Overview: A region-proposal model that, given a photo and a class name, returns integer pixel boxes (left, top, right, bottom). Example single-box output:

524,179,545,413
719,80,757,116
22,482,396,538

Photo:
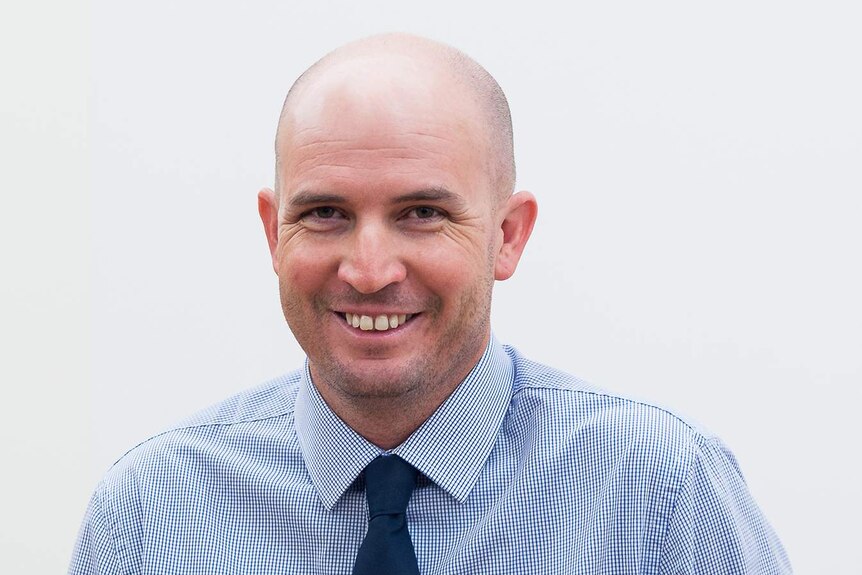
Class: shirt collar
294,336,514,510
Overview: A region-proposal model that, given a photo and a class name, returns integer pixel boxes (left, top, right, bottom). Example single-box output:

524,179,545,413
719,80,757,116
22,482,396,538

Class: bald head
274,34,515,203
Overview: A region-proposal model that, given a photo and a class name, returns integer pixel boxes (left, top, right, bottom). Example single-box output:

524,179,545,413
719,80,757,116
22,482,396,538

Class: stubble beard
278,275,494,405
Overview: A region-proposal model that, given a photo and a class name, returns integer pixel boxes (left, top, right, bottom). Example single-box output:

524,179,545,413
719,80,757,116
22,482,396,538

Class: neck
315,379,459,450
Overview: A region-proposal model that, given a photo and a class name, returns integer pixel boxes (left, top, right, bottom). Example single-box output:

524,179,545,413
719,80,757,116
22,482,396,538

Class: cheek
408,240,493,294
278,243,336,293
415,266,461,303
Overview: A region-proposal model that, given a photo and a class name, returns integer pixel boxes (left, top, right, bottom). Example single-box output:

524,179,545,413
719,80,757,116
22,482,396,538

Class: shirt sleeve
68,486,126,575
659,436,792,574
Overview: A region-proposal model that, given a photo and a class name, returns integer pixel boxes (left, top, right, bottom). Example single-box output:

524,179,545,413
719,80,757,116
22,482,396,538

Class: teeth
344,313,413,331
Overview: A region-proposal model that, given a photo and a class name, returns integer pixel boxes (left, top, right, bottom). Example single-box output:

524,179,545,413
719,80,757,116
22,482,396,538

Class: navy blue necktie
352,455,420,575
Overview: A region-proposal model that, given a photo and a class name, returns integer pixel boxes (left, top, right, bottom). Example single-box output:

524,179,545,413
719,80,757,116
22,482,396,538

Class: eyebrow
287,191,346,208
287,187,466,208
394,187,463,205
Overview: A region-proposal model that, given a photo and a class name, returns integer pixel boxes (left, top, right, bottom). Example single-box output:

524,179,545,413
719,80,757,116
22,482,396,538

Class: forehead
277,56,489,196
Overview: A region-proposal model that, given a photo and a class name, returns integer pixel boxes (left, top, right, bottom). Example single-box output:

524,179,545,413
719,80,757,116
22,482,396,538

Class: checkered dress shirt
70,338,791,573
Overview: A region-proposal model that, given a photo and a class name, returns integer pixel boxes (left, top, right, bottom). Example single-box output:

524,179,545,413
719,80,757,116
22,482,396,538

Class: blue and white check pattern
70,339,791,574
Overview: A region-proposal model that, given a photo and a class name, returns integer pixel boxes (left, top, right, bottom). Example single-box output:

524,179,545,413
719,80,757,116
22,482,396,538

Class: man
71,34,791,574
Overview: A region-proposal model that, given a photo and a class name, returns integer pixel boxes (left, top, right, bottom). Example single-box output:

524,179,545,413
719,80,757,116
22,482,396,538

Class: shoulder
498,346,791,572
176,369,304,429
79,371,307,570
98,369,305,492
505,345,713,438
503,345,723,475
502,346,756,532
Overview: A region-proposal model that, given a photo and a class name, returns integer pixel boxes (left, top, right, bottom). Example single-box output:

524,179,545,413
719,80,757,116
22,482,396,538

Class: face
260,58,532,406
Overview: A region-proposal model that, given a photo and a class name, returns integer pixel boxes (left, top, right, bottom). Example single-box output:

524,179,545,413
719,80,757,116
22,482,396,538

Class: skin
258,40,537,448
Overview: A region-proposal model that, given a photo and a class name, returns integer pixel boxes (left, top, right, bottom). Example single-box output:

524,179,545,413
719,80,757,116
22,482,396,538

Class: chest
137,457,672,575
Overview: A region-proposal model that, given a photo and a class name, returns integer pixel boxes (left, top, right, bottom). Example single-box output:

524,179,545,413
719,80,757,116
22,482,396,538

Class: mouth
343,312,415,332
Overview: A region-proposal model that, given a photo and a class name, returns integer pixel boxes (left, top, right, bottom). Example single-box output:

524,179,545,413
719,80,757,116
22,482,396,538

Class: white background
2,1,860,573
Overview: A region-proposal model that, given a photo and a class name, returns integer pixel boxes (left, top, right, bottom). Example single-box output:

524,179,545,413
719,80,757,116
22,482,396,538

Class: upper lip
337,309,417,316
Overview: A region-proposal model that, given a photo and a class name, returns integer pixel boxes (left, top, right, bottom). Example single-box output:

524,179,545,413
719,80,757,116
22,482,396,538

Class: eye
405,206,444,220
298,206,348,230
300,206,347,222
309,206,338,219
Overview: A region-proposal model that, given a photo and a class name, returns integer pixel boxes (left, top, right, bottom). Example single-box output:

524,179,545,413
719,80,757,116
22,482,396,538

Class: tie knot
363,455,417,517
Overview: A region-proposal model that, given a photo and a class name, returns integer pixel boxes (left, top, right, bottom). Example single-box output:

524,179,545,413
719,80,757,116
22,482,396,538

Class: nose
337,223,407,294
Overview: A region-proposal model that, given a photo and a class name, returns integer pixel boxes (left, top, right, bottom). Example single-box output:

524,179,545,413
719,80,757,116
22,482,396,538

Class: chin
313,356,428,399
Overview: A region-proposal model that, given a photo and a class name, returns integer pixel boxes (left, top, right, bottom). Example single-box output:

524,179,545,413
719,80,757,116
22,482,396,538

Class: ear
494,191,538,281
257,187,280,274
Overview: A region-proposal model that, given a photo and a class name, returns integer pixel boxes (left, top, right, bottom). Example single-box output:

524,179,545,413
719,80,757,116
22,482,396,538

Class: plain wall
3,1,860,573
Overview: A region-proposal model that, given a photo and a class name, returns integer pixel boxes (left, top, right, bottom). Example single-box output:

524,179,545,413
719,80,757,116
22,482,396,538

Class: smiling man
71,34,791,574
257,39,534,452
